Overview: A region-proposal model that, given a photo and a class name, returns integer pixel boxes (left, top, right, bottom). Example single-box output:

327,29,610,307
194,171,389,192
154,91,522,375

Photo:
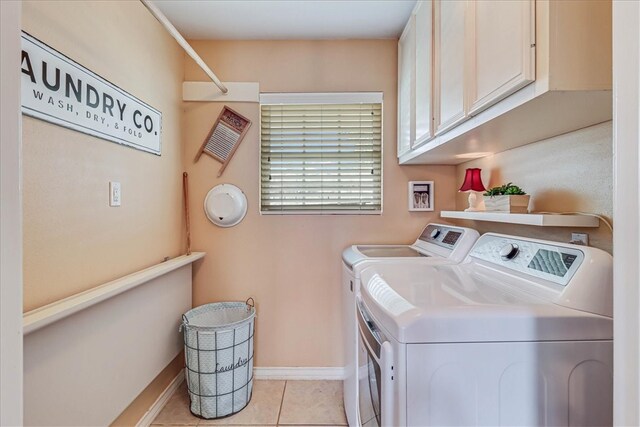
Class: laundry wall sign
20,32,162,155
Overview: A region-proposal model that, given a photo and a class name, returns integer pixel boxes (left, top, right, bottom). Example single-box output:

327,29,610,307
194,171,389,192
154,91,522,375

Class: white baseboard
136,372,184,427
253,367,346,380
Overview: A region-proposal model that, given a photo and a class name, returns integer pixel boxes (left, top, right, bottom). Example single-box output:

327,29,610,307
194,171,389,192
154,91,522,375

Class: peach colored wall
453,121,613,253
22,1,185,311
184,40,457,367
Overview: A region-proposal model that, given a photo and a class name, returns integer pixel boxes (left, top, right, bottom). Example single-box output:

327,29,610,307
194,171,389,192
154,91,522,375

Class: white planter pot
483,195,530,213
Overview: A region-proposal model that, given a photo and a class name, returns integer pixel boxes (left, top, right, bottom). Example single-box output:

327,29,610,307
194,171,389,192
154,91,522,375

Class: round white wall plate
204,184,248,227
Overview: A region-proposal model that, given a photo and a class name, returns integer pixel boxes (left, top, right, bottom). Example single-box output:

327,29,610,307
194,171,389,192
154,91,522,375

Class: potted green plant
483,183,530,213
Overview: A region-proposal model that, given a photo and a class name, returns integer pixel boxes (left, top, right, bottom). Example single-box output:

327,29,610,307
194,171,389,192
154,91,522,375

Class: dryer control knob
430,229,441,239
499,243,519,260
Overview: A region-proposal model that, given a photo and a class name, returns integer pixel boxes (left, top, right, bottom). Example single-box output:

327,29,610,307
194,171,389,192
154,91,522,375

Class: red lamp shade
459,168,486,192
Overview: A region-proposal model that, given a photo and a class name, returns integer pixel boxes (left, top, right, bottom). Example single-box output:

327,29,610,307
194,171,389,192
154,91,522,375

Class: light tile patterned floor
152,380,347,426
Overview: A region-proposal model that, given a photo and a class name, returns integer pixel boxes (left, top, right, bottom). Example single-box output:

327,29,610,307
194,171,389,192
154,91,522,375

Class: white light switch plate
109,182,121,207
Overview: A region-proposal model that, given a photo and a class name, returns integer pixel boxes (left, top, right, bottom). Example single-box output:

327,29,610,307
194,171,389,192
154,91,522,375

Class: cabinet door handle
350,280,353,292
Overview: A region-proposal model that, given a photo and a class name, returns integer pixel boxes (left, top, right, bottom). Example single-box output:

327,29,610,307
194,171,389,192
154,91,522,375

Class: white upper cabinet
468,0,535,115
414,1,433,147
397,0,612,165
434,0,467,135
397,15,415,157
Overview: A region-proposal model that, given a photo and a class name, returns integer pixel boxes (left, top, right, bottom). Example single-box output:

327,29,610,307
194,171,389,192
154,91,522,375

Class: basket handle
246,297,255,310
179,313,189,332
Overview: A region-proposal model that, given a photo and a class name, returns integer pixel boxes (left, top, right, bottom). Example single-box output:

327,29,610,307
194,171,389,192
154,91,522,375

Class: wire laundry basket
180,298,256,419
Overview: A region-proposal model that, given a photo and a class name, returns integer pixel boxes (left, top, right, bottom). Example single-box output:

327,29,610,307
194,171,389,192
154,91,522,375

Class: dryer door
357,300,393,427
358,331,380,427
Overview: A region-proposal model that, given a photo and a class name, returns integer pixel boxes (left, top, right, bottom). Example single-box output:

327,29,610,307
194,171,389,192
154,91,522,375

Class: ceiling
153,0,417,40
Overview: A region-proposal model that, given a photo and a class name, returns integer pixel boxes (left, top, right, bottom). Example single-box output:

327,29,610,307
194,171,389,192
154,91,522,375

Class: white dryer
358,233,613,427
341,223,479,426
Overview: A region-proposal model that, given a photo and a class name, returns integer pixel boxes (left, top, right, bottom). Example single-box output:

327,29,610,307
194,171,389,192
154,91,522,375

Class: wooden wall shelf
23,252,206,335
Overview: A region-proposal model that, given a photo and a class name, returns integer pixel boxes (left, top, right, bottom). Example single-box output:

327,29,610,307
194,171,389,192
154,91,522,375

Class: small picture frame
408,181,434,211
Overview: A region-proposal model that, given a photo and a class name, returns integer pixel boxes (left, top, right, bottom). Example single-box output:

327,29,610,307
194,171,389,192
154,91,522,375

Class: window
260,93,383,214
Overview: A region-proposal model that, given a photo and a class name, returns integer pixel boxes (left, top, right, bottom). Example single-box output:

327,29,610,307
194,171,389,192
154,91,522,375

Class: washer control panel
418,224,465,249
470,234,585,287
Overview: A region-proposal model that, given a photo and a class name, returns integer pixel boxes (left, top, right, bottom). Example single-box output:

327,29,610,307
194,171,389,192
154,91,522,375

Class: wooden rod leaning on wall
139,0,228,94
183,172,191,256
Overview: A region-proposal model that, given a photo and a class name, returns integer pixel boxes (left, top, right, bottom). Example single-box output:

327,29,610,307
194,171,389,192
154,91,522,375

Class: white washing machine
341,223,479,426
357,232,613,427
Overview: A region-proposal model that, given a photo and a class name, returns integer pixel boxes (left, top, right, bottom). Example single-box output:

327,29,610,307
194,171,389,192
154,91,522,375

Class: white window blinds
260,93,383,214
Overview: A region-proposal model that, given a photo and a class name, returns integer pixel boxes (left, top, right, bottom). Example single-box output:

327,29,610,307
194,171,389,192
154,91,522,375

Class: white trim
253,367,346,380
0,1,23,425
612,1,640,424
260,210,381,216
23,252,206,335
183,82,260,102
135,372,185,427
260,92,383,105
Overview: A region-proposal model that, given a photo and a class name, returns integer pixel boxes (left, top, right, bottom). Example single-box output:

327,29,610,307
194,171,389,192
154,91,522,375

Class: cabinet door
413,0,433,148
434,0,467,135
468,0,535,115
398,16,415,157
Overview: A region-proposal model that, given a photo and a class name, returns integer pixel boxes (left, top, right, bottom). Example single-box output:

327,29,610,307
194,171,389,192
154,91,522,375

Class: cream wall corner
453,122,613,253
22,0,186,311
1,1,24,425
183,40,458,367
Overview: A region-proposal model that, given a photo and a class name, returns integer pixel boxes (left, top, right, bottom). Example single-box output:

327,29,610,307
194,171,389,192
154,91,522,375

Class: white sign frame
408,181,434,211
20,32,162,155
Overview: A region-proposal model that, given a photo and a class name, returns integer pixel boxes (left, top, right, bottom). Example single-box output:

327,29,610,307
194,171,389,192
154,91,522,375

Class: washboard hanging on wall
195,106,252,177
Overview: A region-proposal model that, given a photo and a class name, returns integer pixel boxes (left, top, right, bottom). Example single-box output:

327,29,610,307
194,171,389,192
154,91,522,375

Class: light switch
109,182,121,207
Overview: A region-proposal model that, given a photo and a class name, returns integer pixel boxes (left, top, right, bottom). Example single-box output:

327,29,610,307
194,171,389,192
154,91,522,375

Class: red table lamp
459,168,486,212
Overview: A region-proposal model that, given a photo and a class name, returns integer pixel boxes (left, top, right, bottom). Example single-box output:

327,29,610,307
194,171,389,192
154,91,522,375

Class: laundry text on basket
215,357,249,374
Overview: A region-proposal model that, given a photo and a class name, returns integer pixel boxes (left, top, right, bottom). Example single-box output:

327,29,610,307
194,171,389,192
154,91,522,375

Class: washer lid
341,244,456,274
204,184,247,227
359,262,613,344
356,246,428,258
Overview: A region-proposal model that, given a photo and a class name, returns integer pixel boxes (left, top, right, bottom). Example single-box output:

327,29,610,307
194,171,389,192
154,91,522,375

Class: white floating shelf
440,211,600,227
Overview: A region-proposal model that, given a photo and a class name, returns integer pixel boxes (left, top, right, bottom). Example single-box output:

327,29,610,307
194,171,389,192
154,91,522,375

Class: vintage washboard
195,106,252,177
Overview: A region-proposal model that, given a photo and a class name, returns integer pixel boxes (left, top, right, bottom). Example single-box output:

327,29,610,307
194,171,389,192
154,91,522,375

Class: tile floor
152,380,348,426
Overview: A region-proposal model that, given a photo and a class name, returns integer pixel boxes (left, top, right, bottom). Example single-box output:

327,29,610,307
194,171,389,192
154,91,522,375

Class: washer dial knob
499,243,519,260
430,229,441,239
